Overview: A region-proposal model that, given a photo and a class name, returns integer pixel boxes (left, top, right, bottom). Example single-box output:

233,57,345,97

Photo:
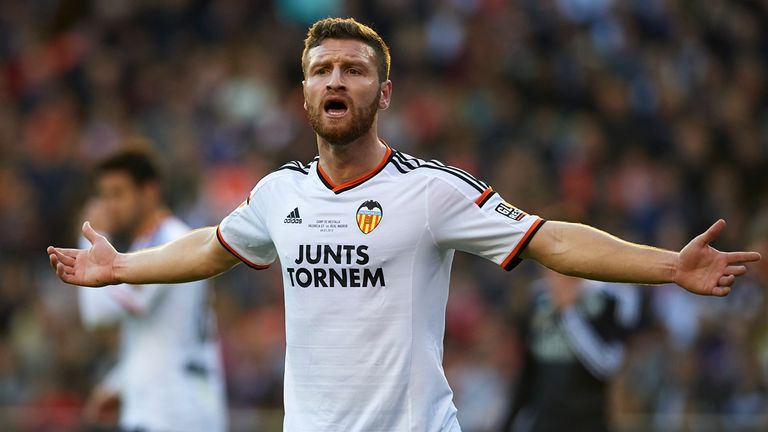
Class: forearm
523,221,678,284
113,226,238,284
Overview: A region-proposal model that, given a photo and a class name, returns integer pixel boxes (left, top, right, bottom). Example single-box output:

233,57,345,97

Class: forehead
306,39,377,66
98,171,136,188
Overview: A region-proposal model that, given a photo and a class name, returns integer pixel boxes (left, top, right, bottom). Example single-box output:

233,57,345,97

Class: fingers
49,251,59,270
56,262,79,285
718,274,735,287
725,251,762,263
700,219,726,245
711,286,731,297
48,246,77,283
49,247,76,266
724,265,747,276
703,262,758,297
56,261,75,281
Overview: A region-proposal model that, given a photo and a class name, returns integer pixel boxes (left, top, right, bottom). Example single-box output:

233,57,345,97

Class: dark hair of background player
95,149,161,187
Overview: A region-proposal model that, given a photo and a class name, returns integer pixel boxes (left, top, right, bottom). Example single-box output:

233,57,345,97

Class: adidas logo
284,207,302,224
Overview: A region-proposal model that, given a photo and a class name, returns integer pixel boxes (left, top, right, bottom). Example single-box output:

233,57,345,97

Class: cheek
102,200,123,220
109,194,138,218
304,80,323,99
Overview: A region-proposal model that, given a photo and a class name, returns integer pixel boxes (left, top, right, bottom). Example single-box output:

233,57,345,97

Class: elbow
527,222,570,271
198,227,239,279
533,222,614,279
202,260,234,279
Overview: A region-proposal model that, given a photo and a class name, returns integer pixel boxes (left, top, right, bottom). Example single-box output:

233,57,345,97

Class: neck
316,126,387,186
131,207,170,241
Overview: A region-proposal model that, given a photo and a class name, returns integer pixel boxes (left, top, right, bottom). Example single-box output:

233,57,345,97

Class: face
96,171,153,237
303,39,392,145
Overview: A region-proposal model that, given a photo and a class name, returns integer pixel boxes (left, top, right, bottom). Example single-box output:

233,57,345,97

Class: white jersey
79,217,226,432
218,145,544,432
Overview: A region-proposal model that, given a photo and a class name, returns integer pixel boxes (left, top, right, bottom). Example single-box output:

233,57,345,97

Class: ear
378,80,393,110
302,80,308,111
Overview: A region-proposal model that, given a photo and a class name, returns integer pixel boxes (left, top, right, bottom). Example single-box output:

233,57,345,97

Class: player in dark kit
502,270,641,432
48,18,761,431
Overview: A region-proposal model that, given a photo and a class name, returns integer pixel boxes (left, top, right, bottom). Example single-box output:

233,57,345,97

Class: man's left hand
675,219,762,296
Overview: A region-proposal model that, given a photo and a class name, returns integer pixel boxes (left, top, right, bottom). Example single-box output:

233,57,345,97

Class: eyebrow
309,56,371,70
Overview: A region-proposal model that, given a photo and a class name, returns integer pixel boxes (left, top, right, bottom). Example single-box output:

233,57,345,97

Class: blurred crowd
1,0,767,430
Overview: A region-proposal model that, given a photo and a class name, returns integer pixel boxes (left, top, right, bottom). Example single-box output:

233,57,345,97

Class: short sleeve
217,186,277,269
427,178,545,271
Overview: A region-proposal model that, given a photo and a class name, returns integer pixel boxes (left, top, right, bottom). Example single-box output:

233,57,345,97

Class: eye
313,67,329,76
347,68,362,75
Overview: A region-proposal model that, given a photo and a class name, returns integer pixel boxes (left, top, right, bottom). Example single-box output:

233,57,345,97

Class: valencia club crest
356,200,383,234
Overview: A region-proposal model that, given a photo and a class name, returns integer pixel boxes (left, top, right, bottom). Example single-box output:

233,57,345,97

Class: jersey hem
500,218,546,271
215,225,271,270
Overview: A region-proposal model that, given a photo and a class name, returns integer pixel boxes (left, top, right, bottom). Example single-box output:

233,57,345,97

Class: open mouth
323,98,349,117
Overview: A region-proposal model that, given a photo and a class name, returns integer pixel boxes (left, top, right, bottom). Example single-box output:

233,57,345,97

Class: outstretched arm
522,219,761,296
48,222,240,287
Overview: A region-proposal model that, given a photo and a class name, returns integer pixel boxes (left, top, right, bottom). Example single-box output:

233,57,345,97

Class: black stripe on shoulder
424,165,485,193
393,151,421,169
392,151,486,193
276,159,312,175
277,165,310,174
425,159,489,190
389,157,410,174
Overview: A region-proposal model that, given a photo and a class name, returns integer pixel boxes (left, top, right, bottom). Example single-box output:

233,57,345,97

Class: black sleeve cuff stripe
502,219,547,271
277,165,310,175
215,225,270,270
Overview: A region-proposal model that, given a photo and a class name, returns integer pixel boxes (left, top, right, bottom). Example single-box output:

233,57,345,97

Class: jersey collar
316,142,392,194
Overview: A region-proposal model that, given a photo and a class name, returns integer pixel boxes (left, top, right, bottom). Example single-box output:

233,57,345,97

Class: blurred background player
77,148,226,432
501,269,640,432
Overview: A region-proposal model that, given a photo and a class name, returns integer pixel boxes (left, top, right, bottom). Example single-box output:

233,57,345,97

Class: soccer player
48,18,760,431
76,150,226,432
501,269,640,432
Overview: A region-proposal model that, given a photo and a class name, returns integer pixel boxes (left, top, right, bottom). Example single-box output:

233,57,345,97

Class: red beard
307,92,380,145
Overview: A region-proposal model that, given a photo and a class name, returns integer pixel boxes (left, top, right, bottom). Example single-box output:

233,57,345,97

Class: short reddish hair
302,17,391,83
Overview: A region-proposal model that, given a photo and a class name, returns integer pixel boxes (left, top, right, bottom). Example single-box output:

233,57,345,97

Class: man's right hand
48,221,119,287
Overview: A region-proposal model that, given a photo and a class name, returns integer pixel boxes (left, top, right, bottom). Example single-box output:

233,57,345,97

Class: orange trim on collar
317,144,392,193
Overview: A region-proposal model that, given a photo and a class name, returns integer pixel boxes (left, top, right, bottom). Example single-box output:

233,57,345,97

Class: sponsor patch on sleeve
494,202,527,221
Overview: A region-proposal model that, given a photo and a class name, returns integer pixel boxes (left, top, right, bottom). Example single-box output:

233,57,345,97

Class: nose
326,67,345,91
